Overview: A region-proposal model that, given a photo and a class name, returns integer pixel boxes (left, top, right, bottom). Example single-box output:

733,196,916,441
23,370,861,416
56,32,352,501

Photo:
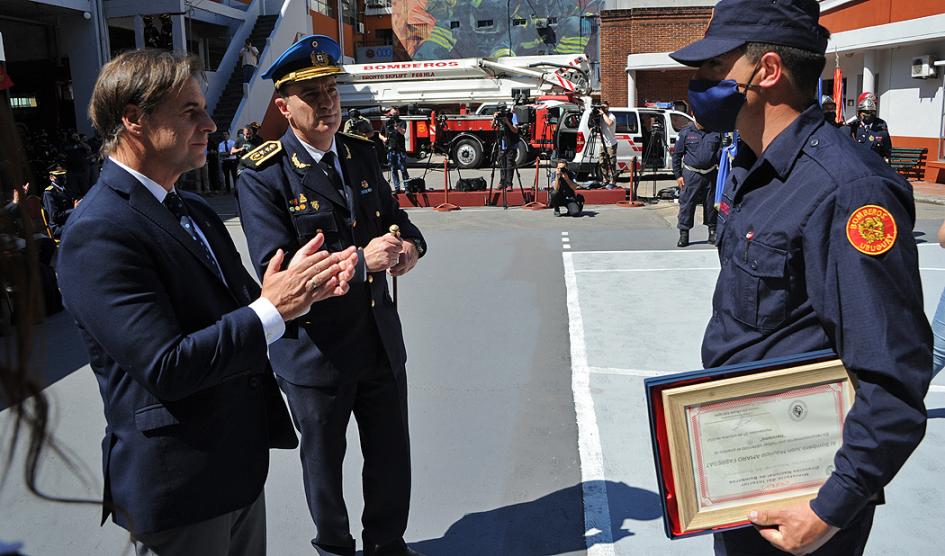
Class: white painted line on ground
572,249,718,254
563,245,572,250
575,267,719,273
562,231,570,236
563,252,616,556
930,385,945,394
920,268,945,271
589,366,672,378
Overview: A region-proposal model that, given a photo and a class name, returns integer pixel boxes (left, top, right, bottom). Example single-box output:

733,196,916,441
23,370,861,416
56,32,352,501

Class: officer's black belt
682,162,719,175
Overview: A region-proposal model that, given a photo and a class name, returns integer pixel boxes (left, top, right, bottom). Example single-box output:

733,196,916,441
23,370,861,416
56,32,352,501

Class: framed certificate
644,351,855,539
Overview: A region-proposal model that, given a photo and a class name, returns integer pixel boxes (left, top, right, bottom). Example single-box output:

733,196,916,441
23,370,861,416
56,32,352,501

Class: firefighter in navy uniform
235,35,427,556
41,166,79,240
671,1,931,555
672,122,722,247
846,92,892,162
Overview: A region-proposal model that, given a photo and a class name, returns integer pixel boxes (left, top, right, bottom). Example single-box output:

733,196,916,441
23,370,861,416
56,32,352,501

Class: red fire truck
336,55,592,169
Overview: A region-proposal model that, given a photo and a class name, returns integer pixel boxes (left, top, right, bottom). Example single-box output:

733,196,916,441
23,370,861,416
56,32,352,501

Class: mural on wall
392,0,603,63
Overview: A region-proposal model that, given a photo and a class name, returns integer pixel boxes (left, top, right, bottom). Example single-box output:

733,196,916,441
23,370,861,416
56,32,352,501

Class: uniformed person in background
846,92,892,162
41,166,79,240
819,95,844,128
236,35,427,556
344,108,374,138
671,1,931,555
672,120,721,247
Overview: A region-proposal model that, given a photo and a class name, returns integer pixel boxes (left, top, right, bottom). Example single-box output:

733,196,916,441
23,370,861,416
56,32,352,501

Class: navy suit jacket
57,160,297,535
236,130,426,387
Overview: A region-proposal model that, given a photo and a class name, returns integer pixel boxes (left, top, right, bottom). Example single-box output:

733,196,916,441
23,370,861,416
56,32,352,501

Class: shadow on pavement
394,481,661,556
1,309,90,412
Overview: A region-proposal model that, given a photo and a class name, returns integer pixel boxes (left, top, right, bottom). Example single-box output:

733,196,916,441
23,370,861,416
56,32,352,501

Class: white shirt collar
294,132,338,164
110,157,175,203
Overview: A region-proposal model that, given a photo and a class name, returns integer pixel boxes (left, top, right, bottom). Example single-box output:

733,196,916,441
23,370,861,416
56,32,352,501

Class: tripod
486,115,528,209
641,122,666,198
577,112,616,185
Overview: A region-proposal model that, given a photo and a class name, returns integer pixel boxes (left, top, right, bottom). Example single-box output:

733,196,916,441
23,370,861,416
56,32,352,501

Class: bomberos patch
846,204,897,256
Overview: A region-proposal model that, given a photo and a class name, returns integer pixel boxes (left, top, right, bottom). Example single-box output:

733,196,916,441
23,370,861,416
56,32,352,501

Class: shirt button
352,219,357,228
375,210,381,217
371,299,376,308
750,260,758,270
368,275,374,284
810,138,820,147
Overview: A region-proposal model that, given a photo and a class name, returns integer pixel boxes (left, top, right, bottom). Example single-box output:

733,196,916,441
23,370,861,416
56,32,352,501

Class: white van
556,106,695,178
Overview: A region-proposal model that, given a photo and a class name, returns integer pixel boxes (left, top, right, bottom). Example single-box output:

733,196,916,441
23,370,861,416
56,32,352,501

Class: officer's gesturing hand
364,233,403,271
748,506,839,555
389,239,419,277
261,234,356,320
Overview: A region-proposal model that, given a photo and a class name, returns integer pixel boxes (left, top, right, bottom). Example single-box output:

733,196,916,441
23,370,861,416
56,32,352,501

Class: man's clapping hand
260,234,358,321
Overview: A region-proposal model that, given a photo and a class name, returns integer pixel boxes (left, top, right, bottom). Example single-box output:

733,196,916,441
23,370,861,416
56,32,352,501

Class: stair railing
206,0,263,116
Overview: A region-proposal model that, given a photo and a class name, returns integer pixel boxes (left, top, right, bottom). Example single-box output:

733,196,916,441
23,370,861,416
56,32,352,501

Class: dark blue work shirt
703,105,931,529
672,124,723,178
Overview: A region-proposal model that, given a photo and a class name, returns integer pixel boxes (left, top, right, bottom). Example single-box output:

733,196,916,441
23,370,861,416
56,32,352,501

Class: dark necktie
319,151,347,200
163,192,225,282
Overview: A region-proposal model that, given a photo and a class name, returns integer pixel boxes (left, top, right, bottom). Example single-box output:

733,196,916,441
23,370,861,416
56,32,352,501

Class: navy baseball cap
670,0,830,67
262,34,346,89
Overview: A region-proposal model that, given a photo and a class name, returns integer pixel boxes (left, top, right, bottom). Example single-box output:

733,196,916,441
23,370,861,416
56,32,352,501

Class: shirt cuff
249,297,286,345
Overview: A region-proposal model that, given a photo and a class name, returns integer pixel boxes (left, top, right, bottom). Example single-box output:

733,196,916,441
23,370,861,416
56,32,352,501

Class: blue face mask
687,65,761,133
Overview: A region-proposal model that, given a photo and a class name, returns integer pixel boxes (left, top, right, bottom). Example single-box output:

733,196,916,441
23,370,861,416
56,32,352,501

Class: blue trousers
387,150,409,190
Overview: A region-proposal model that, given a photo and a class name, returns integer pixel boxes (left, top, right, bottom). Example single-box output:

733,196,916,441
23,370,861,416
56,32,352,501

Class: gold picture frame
661,360,855,534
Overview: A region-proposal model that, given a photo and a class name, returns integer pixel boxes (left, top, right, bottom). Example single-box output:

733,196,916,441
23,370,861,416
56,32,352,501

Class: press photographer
494,101,519,190
597,101,618,188
550,160,585,217
380,107,410,192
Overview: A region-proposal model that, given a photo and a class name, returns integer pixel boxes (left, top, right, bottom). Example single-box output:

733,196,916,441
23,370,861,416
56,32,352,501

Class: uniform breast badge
846,204,897,255
292,153,311,169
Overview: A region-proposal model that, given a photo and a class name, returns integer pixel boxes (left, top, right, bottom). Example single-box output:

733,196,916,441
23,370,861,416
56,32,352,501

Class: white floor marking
575,267,718,273
563,252,616,556
589,366,672,378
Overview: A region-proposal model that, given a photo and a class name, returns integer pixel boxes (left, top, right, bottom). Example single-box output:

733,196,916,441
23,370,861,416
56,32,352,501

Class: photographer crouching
551,161,585,217
494,102,519,190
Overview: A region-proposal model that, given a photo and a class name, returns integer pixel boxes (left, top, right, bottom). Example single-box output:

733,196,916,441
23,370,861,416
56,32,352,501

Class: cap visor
670,37,746,67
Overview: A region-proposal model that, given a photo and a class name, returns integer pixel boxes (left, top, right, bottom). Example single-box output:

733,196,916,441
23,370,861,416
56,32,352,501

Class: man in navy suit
57,49,359,555
236,36,426,556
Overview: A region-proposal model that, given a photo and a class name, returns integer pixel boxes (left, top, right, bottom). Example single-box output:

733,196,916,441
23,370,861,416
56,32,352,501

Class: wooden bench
889,147,927,180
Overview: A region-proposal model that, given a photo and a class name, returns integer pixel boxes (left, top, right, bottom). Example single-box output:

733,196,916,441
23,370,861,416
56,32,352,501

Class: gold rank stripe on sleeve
240,140,283,169
846,204,897,256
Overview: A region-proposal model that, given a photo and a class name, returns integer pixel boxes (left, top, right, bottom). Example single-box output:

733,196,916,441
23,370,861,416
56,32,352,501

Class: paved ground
1,195,942,555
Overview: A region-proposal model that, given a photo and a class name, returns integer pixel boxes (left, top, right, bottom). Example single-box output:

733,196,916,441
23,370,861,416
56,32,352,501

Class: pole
389,224,400,307
523,153,547,209
435,154,460,211
616,156,643,207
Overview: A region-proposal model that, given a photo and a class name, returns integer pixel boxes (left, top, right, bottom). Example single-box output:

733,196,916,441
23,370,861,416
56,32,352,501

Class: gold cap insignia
311,51,329,67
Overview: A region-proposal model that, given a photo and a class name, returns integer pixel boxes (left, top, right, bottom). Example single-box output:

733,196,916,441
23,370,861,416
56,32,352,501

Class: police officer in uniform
671,1,931,555
495,102,519,189
235,35,427,556
41,166,78,240
672,121,722,247
846,92,892,162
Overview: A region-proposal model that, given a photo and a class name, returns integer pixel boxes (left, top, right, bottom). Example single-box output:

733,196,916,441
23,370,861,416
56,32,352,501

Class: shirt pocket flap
735,240,788,278
134,404,180,432
291,211,338,240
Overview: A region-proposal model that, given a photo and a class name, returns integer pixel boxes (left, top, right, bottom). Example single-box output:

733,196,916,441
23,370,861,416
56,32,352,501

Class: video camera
588,103,606,129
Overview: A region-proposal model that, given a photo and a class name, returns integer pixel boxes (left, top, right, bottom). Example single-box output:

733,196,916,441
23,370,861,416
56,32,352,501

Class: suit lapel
283,131,348,211
336,136,362,217
102,161,233,291
186,200,251,304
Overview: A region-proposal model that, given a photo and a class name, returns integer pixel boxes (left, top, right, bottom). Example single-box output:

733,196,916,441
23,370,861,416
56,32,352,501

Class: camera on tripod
588,103,606,130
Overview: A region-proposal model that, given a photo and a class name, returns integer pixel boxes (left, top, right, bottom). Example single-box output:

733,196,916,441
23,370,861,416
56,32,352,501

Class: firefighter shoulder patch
846,204,897,256
240,141,283,170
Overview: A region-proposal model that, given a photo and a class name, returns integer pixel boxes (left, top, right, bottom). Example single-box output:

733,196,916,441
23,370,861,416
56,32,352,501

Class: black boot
708,227,717,245
677,230,690,248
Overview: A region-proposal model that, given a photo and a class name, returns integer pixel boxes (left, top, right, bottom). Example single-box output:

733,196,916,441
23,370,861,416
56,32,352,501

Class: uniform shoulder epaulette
45,185,54,191
240,140,283,170
339,131,374,144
